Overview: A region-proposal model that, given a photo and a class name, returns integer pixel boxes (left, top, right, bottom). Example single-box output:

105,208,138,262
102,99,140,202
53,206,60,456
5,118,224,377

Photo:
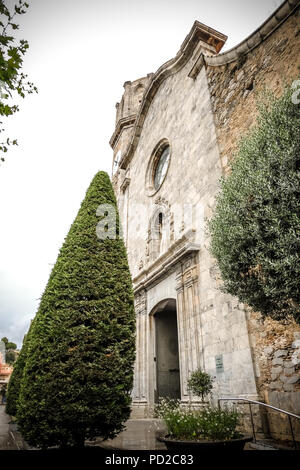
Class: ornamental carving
135,290,147,315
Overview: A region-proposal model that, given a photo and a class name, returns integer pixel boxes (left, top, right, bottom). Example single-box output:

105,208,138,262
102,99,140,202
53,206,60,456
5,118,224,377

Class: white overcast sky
0,0,283,348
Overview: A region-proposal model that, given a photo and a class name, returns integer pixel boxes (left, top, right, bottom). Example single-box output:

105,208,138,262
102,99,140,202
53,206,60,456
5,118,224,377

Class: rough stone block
286,375,300,385
283,384,294,392
274,349,288,358
279,374,288,383
291,352,300,365
271,366,282,375
290,392,300,413
284,367,295,375
267,391,279,407
272,357,283,366
224,90,235,103
269,381,283,390
284,360,294,367
263,346,273,356
236,70,244,81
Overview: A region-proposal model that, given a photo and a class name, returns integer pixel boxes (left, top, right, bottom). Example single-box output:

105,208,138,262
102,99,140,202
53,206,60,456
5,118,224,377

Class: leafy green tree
6,341,17,350
208,84,300,323
0,0,37,160
187,369,214,401
1,336,17,363
5,350,16,364
17,171,136,448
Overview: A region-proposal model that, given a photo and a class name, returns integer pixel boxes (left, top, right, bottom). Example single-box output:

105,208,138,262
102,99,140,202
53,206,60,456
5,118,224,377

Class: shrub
199,407,241,441
208,83,300,323
154,397,181,418
155,398,241,441
16,171,136,448
187,369,214,401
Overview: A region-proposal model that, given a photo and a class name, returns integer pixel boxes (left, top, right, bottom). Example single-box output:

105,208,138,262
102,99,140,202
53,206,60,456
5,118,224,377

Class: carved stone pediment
133,229,200,294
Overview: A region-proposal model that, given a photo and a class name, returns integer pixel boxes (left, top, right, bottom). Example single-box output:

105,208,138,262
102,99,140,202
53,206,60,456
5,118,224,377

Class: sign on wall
215,354,224,373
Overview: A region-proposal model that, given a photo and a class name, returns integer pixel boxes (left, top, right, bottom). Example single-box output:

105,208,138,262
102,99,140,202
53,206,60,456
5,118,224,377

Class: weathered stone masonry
110,0,300,441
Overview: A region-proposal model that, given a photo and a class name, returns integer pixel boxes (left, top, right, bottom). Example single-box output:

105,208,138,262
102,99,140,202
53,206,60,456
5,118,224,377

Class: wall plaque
215,354,224,373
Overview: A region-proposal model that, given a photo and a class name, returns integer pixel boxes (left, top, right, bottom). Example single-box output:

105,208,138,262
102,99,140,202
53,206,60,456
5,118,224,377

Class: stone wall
248,314,300,441
110,1,300,437
206,7,300,173
205,3,300,442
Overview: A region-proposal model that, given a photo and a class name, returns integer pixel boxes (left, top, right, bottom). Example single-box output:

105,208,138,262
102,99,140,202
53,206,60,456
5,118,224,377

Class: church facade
110,0,300,437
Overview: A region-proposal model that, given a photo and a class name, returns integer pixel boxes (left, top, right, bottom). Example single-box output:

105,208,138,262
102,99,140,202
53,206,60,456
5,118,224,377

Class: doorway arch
151,299,181,401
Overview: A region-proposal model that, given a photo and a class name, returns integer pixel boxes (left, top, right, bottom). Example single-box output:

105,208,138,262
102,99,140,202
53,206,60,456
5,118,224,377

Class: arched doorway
153,299,180,401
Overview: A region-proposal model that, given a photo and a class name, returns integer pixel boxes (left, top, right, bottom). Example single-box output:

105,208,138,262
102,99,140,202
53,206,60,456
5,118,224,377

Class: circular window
113,150,121,175
153,146,170,190
145,139,171,196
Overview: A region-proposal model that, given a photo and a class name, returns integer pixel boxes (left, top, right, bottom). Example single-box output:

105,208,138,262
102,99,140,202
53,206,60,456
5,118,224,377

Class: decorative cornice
109,114,136,149
133,230,200,294
120,176,130,192
188,53,205,80
117,22,227,169
205,0,299,67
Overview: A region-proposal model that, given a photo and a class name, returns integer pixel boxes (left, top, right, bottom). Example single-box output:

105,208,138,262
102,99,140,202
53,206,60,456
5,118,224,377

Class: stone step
250,440,279,450
249,439,298,451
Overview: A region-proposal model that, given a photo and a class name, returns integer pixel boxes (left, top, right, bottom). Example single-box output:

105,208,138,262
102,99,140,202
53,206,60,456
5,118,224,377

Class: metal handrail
218,397,300,449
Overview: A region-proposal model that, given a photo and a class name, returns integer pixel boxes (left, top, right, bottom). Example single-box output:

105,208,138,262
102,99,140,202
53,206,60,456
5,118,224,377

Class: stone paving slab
0,404,19,450
96,419,168,451
0,405,10,449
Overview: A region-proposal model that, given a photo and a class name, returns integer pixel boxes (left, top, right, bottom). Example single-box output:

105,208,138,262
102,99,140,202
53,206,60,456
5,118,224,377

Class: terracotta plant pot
157,435,253,452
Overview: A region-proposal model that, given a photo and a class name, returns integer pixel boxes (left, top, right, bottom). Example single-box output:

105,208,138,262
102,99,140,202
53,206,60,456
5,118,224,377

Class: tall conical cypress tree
17,172,136,448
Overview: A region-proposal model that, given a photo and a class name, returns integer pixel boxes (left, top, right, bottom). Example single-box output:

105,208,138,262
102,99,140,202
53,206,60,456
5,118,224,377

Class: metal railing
218,397,300,449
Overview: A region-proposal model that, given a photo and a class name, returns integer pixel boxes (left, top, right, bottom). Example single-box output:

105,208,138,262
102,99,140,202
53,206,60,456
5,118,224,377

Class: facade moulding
109,114,137,149
120,176,130,192
133,229,200,295
205,0,299,67
114,22,227,170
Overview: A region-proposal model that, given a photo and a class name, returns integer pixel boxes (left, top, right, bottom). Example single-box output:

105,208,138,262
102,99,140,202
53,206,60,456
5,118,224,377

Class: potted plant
155,370,252,452
187,369,214,402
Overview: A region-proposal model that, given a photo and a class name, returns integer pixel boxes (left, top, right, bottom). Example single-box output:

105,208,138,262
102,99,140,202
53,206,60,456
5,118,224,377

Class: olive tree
208,84,300,323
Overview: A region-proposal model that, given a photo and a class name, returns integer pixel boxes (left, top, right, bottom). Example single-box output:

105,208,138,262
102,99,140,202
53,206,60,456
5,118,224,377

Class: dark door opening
155,305,180,400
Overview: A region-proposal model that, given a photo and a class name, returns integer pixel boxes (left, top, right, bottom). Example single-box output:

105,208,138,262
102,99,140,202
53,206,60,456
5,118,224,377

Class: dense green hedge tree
17,171,136,448
209,84,300,323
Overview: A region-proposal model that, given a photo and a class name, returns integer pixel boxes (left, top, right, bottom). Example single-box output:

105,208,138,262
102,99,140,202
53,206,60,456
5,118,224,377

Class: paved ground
94,420,268,451
1,410,294,451
0,404,17,449
96,419,168,450
0,405,9,449
95,420,280,451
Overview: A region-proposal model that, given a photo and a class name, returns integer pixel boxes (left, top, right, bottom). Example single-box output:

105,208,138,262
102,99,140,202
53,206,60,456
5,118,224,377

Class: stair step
250,439,298,451
250,440,278,450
